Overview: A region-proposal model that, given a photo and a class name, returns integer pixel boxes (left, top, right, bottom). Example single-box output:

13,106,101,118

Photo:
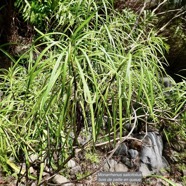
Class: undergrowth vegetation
0,0,185,184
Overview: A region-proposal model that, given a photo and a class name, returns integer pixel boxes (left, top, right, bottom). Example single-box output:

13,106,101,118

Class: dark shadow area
165,56,186,82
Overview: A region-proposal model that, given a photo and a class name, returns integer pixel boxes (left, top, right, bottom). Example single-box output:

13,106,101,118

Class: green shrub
0,0,185,183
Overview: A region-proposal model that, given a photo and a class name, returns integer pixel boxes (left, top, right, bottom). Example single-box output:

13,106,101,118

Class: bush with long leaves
0,0,185,184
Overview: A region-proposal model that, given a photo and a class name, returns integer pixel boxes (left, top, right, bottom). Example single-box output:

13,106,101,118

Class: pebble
52,174,74,185
29,154,38,163
120,157,133,168
103,159,117,172
29,167,34,174
70,165,81,175
77,129,91,145
114,143,128,156
31,182,37,186
128,149,139,159
42,171,50,176
68,159,76,168
139,163,152,177
115,163,128,172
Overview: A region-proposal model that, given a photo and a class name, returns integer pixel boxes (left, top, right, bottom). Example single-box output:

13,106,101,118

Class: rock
20,163,26,171
125,123,137,133
9,156,15,162
45,166,50,172
139,163,152,177
42,171,50,177
17,184,25,186
140,132,169,172
52,174,73,185
103,159,117,172
77,129,91,145
120,157,133,168
114,163,128,172
68,159,76,168
114,143,128,156
70,165,81,175
29,154,38,163
128,149,139,159
31,182,37,186
29,166,34,174
161,77,172,87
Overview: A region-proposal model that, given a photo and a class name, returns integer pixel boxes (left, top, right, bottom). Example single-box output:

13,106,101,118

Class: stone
77,129,91,145
29,154,38,163
125,123,137,133
31,182,37,186
20,163,26,172
70,165,81,175
29,166,34,174
114,163,128,172
120,157,133,168
52,174,73,185
161,77,172,87
114,143,128,156
140,132,169,172
68,159,76,168
139,163,152,177
128,149,139,159
103,159,117,172
42,171,50,177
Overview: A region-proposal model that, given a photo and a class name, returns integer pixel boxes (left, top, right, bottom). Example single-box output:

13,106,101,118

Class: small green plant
76,171,91,180
85,152,99,164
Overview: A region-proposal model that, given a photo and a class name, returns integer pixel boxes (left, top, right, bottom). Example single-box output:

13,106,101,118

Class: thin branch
152,0,168,14
156,8,182,15
157,10,186,33
127,2,147,39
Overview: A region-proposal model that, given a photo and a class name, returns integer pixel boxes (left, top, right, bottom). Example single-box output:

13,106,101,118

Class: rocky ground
0,130,185,186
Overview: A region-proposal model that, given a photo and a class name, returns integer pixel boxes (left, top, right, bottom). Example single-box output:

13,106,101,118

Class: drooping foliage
0,0,185,184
